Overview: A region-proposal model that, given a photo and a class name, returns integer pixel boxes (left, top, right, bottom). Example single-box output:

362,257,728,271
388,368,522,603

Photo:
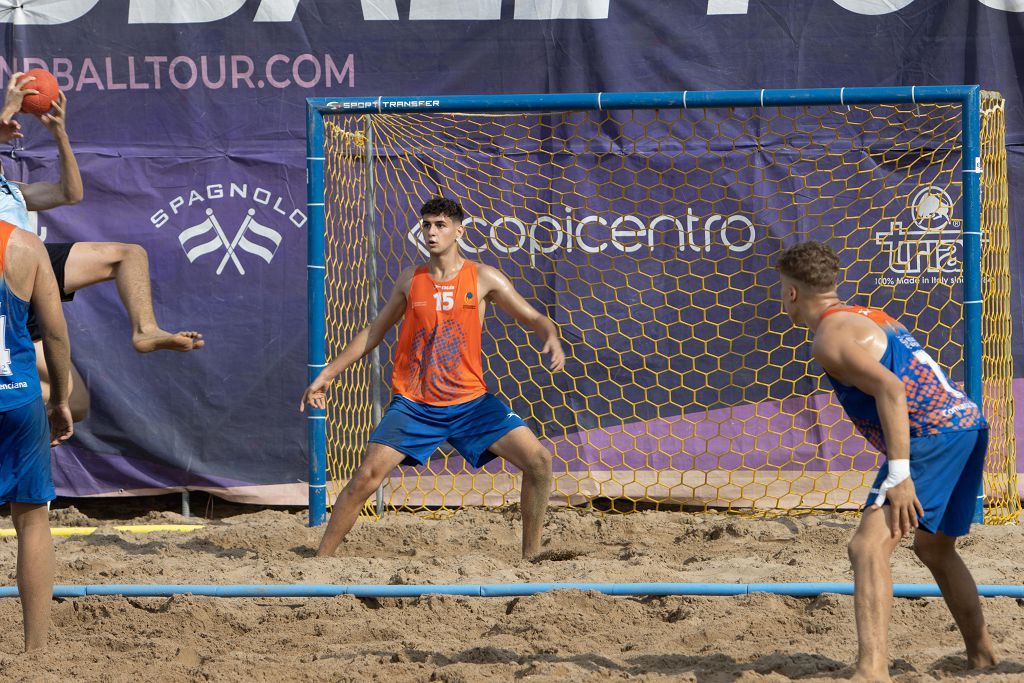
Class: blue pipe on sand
0,582,1020,599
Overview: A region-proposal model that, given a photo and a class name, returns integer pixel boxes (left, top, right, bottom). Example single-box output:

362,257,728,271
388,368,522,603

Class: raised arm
19,93,83,211
0,72,34,143
479,264,564,372
299,267,413,411
813,323,921,535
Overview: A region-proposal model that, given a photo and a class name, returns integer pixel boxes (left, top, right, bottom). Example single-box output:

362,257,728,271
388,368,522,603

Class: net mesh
979,92,1018,523
320,96,1018,521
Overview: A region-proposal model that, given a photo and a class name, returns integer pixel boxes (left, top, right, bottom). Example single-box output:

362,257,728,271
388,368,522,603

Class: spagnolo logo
873,185,968,286
150,182,307,275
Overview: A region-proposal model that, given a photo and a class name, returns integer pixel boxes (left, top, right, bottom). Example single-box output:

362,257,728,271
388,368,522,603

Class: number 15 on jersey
433,292,454,311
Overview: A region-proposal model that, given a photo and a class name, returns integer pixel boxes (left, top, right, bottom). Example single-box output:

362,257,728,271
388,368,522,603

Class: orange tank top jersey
391,261,486,406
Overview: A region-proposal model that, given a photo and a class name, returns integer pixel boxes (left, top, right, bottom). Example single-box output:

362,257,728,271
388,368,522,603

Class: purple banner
0,0,1019,501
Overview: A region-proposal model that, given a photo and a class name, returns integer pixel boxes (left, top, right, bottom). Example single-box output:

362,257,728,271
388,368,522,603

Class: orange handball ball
19,69,60,116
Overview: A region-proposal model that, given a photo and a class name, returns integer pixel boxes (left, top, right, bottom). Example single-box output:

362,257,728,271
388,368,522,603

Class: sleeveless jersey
391,261,486,406
0,175,32,232
0,221,42,410
820,306,986,453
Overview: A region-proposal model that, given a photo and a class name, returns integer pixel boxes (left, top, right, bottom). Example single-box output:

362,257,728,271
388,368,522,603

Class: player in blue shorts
0,74,202,423
0,217,74,650
301,197,564,559
777,241,995,681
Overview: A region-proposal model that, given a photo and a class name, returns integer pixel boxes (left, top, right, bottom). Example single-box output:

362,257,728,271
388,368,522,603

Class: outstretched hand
542,337,565,372
39,92,68,136
3,72,36,115
0,72,36,142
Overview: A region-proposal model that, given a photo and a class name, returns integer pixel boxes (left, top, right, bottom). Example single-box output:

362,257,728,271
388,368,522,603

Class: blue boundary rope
4,582,1021,599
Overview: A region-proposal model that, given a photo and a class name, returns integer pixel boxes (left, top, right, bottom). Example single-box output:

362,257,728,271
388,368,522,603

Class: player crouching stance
776,241,996,682
301,197,563,559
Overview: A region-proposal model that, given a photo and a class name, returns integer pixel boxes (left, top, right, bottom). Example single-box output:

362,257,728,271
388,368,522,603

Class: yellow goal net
312,88,1018,522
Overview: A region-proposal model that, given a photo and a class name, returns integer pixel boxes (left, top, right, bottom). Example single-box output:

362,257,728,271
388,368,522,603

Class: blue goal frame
305,86,984,527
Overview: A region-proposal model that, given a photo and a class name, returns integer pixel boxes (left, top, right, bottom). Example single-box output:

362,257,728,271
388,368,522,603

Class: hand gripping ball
19,69,60,116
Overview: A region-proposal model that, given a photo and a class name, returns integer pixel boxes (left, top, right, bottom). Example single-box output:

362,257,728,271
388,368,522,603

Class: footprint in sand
529,548,587,563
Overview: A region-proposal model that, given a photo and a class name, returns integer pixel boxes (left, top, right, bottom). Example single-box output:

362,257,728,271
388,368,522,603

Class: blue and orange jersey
391,260,486,406
819,305,987,453
0,221,42,411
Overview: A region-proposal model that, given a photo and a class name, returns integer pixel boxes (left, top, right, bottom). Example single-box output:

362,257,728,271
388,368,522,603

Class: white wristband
874,459,911,507
886,459,910,478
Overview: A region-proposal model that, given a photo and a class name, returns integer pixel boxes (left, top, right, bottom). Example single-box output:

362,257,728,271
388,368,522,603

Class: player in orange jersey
777,240,995,682
301,197,564,559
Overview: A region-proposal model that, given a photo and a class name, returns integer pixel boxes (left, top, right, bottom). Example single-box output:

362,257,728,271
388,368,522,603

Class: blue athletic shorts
867,429,987,537
0,397,55,505
368,393,527,468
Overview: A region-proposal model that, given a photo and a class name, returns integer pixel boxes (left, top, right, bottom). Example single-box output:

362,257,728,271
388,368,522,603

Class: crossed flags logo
179,208,283,275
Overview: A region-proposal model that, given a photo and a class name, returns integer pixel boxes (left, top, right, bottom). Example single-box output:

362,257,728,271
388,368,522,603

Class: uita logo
873,185,971,277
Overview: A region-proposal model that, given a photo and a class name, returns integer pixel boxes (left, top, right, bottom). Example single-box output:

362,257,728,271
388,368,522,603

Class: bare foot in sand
968,651,997,669
132,329,204,353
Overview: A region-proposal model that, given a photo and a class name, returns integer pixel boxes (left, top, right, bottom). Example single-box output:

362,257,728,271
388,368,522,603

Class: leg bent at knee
64,242,148,290
349,464,387,498
523,445,552,478
101,242,148,266
848,511,902,566
70,390,90,423
912,532,956,570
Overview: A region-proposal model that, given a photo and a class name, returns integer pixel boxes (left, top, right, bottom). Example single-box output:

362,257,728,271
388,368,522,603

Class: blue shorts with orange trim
368,393,527,468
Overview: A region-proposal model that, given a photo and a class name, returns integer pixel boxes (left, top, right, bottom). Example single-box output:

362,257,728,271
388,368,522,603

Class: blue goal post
305,86,993,528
